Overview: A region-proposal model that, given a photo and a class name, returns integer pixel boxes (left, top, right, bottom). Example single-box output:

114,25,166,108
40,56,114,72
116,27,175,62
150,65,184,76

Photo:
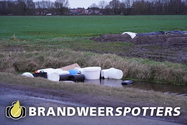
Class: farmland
0,15,187,39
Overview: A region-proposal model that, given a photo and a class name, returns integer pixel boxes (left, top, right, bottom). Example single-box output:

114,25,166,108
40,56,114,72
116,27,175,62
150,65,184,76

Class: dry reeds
0,49,187,85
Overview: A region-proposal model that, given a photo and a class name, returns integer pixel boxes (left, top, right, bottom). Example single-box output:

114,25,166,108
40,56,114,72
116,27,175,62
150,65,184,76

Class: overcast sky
69,0,110,8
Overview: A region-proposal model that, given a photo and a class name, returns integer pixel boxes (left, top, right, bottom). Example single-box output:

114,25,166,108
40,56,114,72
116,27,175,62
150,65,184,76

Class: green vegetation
184,48,187,51
0,15,187,39
0,15,187,85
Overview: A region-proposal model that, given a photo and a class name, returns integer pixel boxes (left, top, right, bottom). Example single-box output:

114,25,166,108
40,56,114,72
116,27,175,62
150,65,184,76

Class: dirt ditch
91,34,187,64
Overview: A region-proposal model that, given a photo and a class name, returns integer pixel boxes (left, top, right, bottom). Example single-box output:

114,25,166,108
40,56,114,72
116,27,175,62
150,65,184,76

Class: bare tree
35,1,54,15
132,0,147,15
98,0,108,9
119,2,126,15
1,0,187,15
89,3,98,8
55,0,69,15
17,0,35,14
124,0,132,14
109,0,121,14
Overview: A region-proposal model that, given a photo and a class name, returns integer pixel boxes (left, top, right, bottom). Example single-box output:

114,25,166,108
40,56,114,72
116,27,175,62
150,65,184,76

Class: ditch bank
0,48,187,85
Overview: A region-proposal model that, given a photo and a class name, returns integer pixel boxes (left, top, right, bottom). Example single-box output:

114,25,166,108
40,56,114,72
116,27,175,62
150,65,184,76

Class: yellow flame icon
10,100,22,118
6,100,26,120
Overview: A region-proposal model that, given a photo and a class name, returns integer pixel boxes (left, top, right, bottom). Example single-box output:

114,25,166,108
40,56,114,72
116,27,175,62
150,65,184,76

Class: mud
91,34,187,63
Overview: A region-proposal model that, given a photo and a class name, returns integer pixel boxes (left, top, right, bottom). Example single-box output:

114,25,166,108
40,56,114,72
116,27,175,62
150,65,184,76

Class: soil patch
91,34,187,63
91,34,132,43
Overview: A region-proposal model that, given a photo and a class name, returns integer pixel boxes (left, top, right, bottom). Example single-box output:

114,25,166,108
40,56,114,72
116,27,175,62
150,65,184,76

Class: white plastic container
74,68,84,74
37,68,60,81
107,68,123,79
37,68,54,73
47,72,60,82
83,67,101,80
22,72,34,78
101,69,109,79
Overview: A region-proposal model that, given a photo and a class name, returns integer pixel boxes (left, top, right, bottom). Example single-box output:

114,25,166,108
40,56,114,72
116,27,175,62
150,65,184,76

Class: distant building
70,8,100,15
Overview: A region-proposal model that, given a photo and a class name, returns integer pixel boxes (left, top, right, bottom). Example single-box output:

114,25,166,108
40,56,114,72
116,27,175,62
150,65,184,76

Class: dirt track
91,34,187,63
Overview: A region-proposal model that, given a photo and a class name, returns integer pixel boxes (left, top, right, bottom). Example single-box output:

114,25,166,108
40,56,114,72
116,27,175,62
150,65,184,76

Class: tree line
0,0,69,15
0,0,187,15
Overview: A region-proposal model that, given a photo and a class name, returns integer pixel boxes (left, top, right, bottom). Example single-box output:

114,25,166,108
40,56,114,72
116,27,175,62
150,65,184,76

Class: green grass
0,15,187,40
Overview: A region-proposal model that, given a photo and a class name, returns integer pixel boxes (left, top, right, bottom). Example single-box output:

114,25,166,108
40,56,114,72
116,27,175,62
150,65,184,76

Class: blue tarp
165,31,187,34
136,31,187,36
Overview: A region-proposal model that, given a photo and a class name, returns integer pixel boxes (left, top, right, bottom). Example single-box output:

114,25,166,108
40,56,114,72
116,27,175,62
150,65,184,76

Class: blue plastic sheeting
137,31,165,36
136,31,187,36
166,31,187,34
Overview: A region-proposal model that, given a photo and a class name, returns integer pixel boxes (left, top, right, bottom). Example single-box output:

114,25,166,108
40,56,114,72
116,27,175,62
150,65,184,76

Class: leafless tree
54,0,69,14
17,0,35,14
1,0,187,15
54,0,69,9
35,1,54,15
109,0,121,14
98,0,108,9
89,3,98,8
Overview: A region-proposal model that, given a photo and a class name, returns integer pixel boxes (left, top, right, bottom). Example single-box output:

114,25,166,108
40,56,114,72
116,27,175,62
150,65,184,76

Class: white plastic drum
37,68,61,81
22,72,34,78
47,72,60,82
37,68,54,73
101,69,110,79
107,68,123,79
83,67,101,80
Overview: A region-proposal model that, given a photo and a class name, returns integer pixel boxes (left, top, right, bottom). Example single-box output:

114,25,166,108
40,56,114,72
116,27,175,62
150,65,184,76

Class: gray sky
69,0,110,8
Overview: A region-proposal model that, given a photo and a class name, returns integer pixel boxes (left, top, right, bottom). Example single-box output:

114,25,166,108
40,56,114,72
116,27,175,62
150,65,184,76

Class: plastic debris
61,63,80,71
121,80,133,85
22,64,124,82
122,32,137,39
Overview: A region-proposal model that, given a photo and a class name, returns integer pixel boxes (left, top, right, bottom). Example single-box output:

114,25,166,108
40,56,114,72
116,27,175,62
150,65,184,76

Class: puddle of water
127,81,187,95
29,97,85,107
84,79,187,96
85,79,123,87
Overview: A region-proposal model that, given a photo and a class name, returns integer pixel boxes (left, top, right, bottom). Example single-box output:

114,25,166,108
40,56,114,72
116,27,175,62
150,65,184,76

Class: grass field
0,15,187,39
